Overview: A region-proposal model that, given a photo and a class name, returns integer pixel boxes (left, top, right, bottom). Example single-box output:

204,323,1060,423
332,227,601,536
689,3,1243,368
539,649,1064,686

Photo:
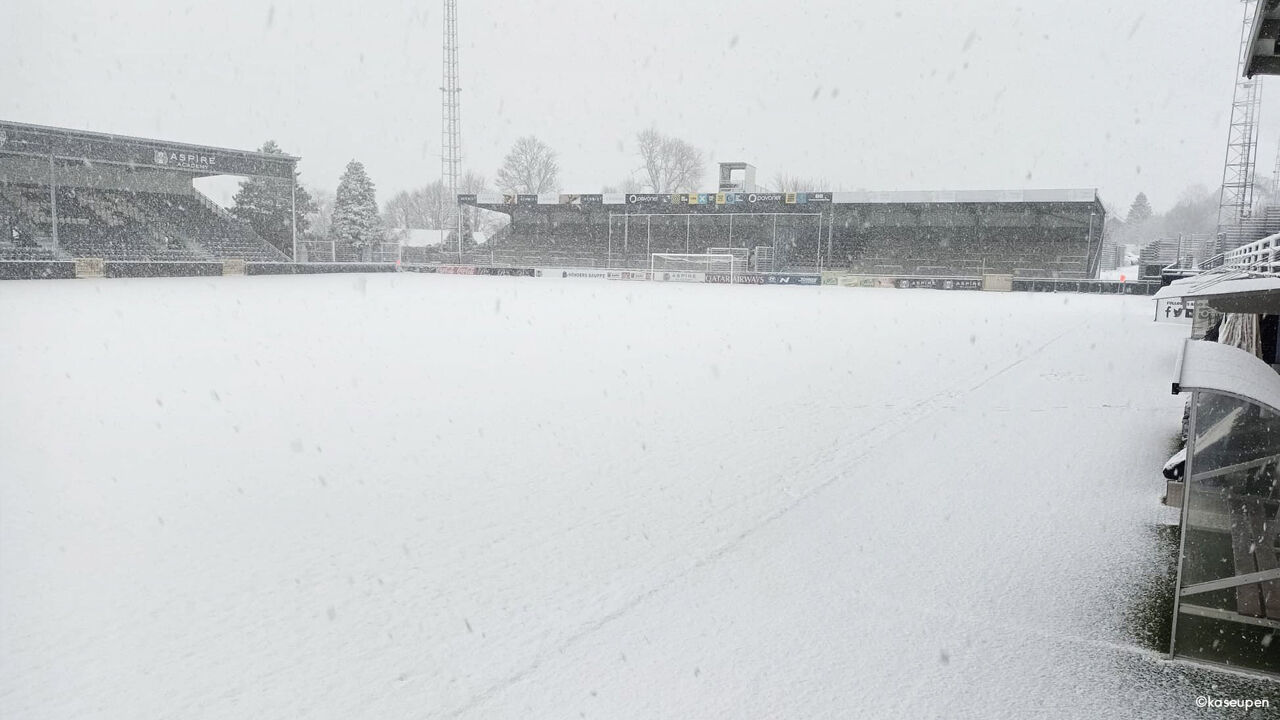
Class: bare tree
458,170,503,237
496,136,560,194
635,128,704,193
460,170,489,195
381,171,496,233
383,184,441,229
770,173,832,192
305,186,335,238
602,175,645,194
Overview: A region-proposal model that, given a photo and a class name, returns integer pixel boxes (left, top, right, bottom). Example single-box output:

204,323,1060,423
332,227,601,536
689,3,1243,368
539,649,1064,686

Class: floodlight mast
441,0,462,261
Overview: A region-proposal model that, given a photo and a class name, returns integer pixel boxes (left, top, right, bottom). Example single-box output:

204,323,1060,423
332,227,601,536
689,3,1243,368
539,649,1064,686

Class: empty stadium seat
0,184,287,262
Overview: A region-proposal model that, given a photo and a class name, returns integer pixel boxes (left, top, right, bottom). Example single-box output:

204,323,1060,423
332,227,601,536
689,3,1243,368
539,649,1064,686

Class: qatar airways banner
705,272,821,286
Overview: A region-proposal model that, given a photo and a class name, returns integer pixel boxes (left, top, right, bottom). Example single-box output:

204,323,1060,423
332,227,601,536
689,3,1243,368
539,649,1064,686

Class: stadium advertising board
0,123,296,179
532,268,650,281
474,267,535,277
626,193,668,205
705,272,820,285
1191,302,1222,339
894,278,983,290
557,194,604,206
607,270,649,281
706,272,761,284
834,276,898,288
1154,297,1195,324
652,271,706,283
535,268,610,280
767,273,821,286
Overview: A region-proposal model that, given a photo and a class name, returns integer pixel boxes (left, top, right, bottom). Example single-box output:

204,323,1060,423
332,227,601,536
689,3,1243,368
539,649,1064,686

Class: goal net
650,252,743,281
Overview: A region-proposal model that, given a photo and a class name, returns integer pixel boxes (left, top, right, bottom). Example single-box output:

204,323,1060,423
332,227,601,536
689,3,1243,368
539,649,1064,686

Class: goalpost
612,212,825,273
650,252,741,282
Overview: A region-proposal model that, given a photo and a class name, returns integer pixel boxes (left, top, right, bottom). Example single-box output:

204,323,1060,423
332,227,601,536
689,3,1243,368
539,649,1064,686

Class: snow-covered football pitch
2,273,1268,718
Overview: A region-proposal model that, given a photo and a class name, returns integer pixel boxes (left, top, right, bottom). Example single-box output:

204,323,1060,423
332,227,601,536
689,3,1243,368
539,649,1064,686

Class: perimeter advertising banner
532,268,650,281
651,270,706,283
534,268,610,280
475,267,535,277
0,122,296,179
626,193,667,205
893,278,983,290
705,272,821,285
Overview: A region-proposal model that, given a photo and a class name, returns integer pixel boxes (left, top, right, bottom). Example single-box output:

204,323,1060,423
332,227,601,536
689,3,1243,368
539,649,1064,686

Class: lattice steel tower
440,0,462,236
1272,137,1280,201
1216,0,1264,250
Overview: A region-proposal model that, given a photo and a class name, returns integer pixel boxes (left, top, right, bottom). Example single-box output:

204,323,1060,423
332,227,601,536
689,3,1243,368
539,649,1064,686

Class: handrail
1221,231,1279,274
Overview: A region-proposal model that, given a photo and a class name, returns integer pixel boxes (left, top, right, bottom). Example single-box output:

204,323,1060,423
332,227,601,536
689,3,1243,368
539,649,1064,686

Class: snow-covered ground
1099,264,1140,281
0,275,1265,718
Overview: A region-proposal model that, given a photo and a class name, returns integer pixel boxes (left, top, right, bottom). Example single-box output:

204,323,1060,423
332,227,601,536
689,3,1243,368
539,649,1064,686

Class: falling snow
0,274,1261,717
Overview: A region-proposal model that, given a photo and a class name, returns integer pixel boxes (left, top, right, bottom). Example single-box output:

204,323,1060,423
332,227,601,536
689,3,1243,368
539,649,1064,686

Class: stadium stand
0,121,295,263
460,188,1105,278
1,184,287,261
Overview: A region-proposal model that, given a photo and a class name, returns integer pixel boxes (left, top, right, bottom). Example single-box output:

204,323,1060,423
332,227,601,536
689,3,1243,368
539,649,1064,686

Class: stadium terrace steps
0,184,288,262
0,245,57,261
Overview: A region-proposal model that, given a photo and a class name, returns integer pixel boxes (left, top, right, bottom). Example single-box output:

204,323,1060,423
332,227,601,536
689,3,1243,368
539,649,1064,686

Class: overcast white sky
0,0,1269,214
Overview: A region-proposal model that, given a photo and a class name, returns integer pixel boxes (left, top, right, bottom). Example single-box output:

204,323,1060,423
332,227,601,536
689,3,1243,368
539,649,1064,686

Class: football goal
650,252,742,281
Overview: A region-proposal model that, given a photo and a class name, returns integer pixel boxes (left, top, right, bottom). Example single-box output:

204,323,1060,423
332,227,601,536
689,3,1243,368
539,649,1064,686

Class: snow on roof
1173,338,1280,414
829,188,1098,204
1153,271,1280,313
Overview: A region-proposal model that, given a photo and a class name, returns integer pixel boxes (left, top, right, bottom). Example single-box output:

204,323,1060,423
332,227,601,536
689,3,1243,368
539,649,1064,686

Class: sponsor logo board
532,267,608,280
153,150,217,170
1155,298,1195,324
607,269,649,281
893,277,983,290
626,193,668,205
474,267,535,277
653,271,705,283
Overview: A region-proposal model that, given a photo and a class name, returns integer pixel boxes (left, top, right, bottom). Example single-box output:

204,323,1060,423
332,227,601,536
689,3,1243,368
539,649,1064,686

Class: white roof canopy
1153,272,1280,314
1173,339,1280,414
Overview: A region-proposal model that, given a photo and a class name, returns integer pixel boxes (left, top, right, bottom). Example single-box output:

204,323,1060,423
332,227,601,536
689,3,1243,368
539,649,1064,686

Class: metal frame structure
1167,337,1280,675
1217,0,1265,250
440,0,463,261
